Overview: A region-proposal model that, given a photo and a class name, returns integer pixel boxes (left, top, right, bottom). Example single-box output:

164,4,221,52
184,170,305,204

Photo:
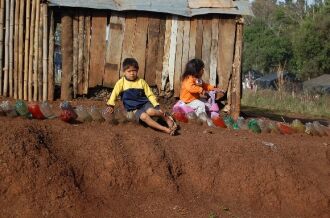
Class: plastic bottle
0,101,18,117
223,115,235,129
101,107,114,122
208,91,220,113
28,102,45,119
0,104,5,116
247,119,261,133
59,101,77,123
113,107,129,124
277,122,295,134
89,106,105,122
305,122,318,136
257,119,271,133
313,121,328,136
237,117,248,130
74,105,93,122
211,112,226,128
268,121,280,134
291,119,305,133
15,100,30,117
39,101,56,119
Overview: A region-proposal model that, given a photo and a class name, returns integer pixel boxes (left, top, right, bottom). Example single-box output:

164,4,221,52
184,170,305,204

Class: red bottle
173,112,188,123
212,116,227,128
28,103,45,119
277,122,294,134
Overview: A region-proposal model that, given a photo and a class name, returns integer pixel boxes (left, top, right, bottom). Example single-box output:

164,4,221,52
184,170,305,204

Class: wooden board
188,18,197,60
77,11,85,94
209,16,219,86
83,14,91,94
161,17,172,90
103,12,125,87
168,16,178,91
89,12,107,87
181,19,190,74
195,18,203,59
201,18,212,83
155,17,166,91
131,15,148,79
121,14,136,71
174,18,184,97
145,16,160,86
217,18,236,91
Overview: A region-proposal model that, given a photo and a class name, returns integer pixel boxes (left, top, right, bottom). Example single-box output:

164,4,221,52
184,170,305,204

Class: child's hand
213,88,226,93
105,106,114,114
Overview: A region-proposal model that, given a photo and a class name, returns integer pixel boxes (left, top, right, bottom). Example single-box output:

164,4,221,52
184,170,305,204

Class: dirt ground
0,98,329,218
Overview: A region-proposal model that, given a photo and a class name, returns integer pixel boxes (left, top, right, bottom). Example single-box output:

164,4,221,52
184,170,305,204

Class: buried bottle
74,105,93,122
305,122,319,136
15,100,30,117
89,106,105,122
59,101,77,123
247,119,261,133
277,122,295,135
39,102,56,119
28,102,45,119
223,115,235,129
0,101,18,117
313,121,328,136
211,112,226,128
291,119,305,133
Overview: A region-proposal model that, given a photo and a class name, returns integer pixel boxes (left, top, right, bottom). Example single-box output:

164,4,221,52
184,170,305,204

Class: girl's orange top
179,76,214,103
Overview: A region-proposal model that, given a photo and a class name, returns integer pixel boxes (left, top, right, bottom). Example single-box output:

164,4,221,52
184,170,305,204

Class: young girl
179,58,224,118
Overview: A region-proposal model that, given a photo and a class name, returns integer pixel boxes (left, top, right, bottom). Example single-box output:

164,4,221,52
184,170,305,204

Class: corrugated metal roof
48,0,253,17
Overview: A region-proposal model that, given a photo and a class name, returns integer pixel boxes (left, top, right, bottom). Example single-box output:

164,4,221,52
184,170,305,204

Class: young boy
106,58,177,135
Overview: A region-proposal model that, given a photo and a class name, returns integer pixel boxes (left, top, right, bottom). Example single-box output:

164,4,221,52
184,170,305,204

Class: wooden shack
0,0,252,119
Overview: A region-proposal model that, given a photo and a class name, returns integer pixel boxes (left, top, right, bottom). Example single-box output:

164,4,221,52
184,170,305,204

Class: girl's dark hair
122,58,139,71
182,58,205,80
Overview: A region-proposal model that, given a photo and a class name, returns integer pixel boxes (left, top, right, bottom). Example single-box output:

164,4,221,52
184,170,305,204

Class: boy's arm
106,79,123,106
142,80,159,107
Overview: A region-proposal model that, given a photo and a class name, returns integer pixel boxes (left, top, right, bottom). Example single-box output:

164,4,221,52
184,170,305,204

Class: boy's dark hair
182,58,205,80
122,58,139,71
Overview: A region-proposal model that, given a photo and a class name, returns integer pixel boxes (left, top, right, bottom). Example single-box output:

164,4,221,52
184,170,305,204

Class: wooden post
202,18,212,83
61,9,73,100
188,18,197,60
72,9,78,98
42,3,47,101
83,14,90,94
33,0,39,101
9,0,14,97
24,0,31,100
155,17,166,92
38,2,42,101
209,16,219,86
168,16,178,91
47,8,54,101
174,18,184,97
28,0,35,101
231,18,244,120
3,0,9,96
18,0,25,99
77,10,84,94
0,0,4,96
13,0,19,99
161,16,172,91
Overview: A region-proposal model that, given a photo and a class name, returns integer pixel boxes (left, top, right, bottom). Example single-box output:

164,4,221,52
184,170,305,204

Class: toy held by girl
106,58,178,135
175,58,225,125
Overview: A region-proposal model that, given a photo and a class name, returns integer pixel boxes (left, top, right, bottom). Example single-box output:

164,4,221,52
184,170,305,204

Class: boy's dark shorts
131,102,160,122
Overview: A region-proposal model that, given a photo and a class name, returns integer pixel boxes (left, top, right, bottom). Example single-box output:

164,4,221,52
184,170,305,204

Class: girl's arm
106,78,124,106
202,82,214,91
185,77,203,94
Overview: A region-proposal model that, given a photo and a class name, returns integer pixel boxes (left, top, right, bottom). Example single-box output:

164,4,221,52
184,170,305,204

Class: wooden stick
3,0,9,96
61,9,73,100
72,9,78,98
28,0,35,101
13,0,19,98
83,14,90,95
42,3,47,101
78,10,84,95
0,0,4,96
38,1,42,101
24,0,31,100
9,0,14,97
33,0,39,101
18,0,25,99
48,7,54,101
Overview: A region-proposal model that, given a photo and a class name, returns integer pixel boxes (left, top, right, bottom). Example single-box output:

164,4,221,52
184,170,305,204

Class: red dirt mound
0,103,329,217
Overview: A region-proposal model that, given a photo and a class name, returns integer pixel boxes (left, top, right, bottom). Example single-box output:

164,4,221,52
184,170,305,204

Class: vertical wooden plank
161,16,172,90
28,0,35,101
48,8,54,101
168,16,178,91
33,0,39,101
61,9,73,100
188,18,197,61
0,0,4,96
77,10,85,94
195,18,203,59
103,12,125,87
201,18,212,83
145,16,160,86
181,19,190,74
13,0,19,98
72,10,78,98
121,14,136,63
24,0,31,100
18,0,25,99
217,18,236,91
209,16,219,86
3,0,8,96
155,17,166,91
231,18,244,120
37,3,43,101
83,14,91,94
42,3,47,102
89,12,107,87
131,15,148,79
174,18,184,97
8,0,14,97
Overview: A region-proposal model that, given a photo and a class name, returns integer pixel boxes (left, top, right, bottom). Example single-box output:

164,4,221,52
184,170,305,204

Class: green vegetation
244,0,330,79
242,89,330,118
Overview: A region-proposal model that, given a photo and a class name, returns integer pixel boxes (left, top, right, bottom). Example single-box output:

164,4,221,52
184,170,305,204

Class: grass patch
241,89,330,119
